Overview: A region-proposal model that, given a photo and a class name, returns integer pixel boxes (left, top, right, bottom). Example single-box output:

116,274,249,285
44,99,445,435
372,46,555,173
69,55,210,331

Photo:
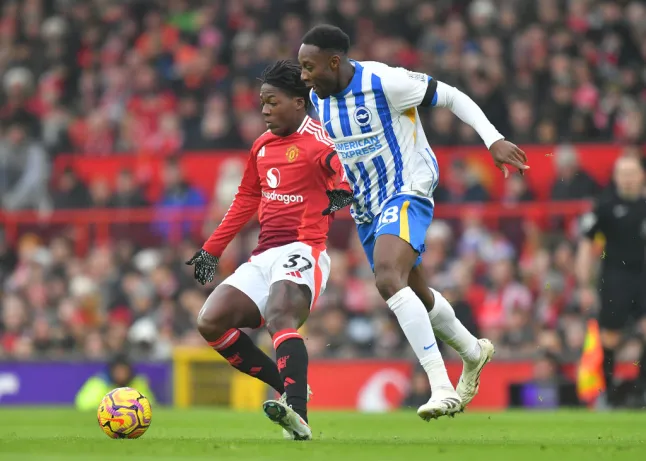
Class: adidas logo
443,397,461,409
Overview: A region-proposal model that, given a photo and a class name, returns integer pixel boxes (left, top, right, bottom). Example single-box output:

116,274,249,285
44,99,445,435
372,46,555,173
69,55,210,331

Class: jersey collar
296,115,311,134
330,60,363,99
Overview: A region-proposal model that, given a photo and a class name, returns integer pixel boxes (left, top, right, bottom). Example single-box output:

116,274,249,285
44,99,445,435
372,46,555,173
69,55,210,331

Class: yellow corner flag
577,318,606,404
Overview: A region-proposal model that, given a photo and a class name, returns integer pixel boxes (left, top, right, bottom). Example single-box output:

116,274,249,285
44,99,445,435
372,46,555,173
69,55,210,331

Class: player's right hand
489,139,529,178
185,249,219,285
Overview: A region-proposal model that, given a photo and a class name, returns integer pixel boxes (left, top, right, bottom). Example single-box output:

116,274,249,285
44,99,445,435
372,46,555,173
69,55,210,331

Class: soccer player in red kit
185,60,352,440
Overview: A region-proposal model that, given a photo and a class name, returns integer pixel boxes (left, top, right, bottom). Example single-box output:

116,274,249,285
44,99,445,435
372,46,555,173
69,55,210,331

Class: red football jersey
203,116,348,257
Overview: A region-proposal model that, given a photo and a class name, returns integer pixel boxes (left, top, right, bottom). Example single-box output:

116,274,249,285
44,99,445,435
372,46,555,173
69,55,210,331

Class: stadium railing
0,201,592,255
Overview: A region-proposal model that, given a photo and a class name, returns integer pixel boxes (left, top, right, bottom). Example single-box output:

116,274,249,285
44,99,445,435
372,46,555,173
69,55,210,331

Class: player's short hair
302,24,350,54
260,60,311,108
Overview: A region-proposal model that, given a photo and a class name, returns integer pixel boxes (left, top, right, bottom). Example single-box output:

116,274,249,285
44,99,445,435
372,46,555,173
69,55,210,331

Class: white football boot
417,388,462,421
456,338,495,409
278,384,314,440
263,400,312,440
278,385,313,440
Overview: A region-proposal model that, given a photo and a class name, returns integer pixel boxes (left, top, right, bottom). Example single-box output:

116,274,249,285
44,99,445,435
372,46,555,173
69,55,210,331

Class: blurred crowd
1,167,637,365
0,0,644,160
1,0,646,364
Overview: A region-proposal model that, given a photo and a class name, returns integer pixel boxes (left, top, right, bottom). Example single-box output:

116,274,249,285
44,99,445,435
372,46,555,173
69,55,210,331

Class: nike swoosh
423,342,436,350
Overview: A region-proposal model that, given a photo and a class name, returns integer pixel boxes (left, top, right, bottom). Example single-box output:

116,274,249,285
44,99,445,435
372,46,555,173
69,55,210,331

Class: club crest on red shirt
286,145,299,163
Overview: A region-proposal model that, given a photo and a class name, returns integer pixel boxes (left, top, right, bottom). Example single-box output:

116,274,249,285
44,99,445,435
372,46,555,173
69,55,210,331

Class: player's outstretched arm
186,154,262,285
430,81,529,178
381,66,529,178
320,151,354,216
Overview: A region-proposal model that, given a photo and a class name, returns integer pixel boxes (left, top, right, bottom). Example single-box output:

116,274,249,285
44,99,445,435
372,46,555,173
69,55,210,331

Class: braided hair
260,60,311,109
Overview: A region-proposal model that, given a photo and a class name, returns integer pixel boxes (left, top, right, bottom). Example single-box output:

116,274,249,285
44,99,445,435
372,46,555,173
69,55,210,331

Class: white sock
387,287,454,393
428,288,480,363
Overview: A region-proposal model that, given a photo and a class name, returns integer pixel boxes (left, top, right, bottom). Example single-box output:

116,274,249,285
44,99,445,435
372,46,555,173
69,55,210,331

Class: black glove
185,249,219,285
322,189,354,216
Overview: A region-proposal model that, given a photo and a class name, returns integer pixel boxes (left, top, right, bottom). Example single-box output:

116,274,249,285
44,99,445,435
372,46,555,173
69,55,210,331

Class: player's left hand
322,189,354,216
489,139,529,178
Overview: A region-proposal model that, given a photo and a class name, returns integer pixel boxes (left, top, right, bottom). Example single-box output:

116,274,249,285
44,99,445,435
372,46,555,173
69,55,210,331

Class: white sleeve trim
433,81,505,149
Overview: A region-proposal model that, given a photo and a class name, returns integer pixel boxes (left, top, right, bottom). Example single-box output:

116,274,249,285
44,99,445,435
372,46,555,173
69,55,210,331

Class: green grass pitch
0,408,644,460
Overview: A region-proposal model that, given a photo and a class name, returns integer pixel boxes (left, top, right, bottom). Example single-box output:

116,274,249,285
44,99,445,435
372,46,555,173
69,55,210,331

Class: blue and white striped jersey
310,60,439,224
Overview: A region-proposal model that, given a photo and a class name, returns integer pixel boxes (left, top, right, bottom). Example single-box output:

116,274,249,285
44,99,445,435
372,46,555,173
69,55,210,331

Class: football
97,387,152,439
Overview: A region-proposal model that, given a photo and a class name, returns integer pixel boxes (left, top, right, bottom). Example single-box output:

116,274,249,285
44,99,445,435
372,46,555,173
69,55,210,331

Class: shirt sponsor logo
263,167,303,203
335,134,383,159
262,190,304,204
266,168,281,189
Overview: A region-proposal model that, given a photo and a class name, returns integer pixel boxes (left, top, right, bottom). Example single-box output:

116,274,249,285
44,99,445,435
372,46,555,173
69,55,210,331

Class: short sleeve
380,66,432,113
580,201,605,240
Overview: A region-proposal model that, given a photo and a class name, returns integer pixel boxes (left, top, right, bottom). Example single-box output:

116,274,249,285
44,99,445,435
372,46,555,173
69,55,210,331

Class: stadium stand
1,0,645,371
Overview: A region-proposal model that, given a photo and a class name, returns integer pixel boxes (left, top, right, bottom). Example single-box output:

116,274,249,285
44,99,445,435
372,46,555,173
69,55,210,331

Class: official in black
576,155,646,406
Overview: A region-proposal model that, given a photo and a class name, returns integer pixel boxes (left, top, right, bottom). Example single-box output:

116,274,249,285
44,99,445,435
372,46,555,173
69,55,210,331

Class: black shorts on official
598,268,646,331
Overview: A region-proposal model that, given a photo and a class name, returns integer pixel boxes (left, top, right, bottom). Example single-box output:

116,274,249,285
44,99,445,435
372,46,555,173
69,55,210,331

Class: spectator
52,167,91,209
178,93,205,150
157,158,205,209
550,145,599,200
478,258,532,339
88,177,112,208
74,354,156,411
0,67,41,138
401,367,432,408
508,98,536,145
152,157,205,240
502,175,535,205
0,119,49,210
0,231,18,284
109,169,148,209
443,159,490,203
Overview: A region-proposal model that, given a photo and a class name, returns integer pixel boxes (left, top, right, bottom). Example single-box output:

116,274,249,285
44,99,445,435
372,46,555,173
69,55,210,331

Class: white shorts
221,242,331,323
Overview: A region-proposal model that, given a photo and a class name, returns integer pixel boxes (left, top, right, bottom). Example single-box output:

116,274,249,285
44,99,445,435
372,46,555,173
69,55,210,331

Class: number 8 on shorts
356,194,435,271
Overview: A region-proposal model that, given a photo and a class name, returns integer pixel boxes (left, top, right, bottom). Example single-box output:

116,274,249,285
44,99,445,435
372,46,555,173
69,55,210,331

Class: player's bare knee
265,301,301,336
265,282,310,337
373,262,407,300
265,313,300,337
196,303,230,341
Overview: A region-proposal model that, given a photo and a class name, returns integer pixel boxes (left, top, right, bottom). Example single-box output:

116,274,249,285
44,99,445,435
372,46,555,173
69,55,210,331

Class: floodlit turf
0,408,644,461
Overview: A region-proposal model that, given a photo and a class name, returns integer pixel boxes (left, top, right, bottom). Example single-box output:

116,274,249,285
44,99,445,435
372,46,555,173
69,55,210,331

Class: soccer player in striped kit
187,60,353,440
299,25,529,420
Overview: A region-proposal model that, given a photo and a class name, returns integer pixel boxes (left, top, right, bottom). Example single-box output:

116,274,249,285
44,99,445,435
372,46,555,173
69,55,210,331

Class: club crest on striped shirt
286,145,299,162
353,106,372,127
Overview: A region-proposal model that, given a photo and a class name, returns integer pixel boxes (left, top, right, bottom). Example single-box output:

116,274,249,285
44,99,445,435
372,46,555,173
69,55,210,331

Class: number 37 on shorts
357,195,435,270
